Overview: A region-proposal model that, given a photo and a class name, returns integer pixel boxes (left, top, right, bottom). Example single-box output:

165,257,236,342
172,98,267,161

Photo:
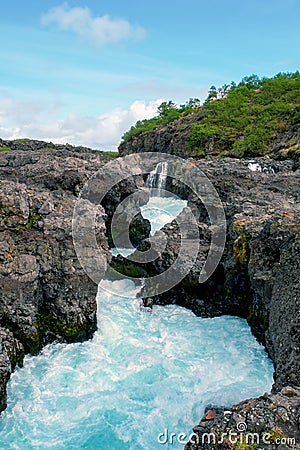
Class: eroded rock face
119,115,194,158
0,140,145,411
185,387,300,449
0,143,106,409
0,328,24,412
1,139,299,443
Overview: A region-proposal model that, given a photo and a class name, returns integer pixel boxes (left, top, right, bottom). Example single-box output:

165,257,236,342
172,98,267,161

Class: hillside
119,72,300,161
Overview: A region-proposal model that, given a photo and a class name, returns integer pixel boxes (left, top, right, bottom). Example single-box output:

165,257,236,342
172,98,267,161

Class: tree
205,86,218,103
218,83,232,98
183,98,201,108
239,74,262,89
157,101,178,118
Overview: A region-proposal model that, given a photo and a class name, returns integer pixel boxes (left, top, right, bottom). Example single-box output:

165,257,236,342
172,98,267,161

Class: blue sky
0,0,299,149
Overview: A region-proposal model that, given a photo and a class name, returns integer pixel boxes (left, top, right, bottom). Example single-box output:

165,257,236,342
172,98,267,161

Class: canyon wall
0,140,145,411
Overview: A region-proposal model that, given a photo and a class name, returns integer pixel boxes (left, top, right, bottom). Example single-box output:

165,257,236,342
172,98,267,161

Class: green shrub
188,71,300,157
102,151,119,160
121,98,201,142
14,138,30,143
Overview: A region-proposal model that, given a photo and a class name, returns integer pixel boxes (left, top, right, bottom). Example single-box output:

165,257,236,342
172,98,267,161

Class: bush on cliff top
121,72,300,159
122,98,201,142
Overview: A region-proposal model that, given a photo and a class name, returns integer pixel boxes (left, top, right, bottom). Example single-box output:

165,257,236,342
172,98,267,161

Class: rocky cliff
0,139,107,410
185,387,300,449
119,72,300,164
119,113,195,158
0,139,146,412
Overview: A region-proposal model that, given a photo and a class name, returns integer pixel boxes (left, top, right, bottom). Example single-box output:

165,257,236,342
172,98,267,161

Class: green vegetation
233,229,250,268
101,151,119,160
111,261,148,279
37,314,86,344
107,216,149,248
189,72,300,157
121,72,300,159
129,217,149,243
14,138,30,143
40,147,56,151
0,146,12,152
122,98,201,141
15,214,41,231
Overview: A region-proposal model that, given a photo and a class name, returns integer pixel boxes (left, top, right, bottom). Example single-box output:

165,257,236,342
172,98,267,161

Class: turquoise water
140,196,188,236
0,197,274,450
110,196,187,257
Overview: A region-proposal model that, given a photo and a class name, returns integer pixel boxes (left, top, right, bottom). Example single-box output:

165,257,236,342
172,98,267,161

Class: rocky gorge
0,136,299,448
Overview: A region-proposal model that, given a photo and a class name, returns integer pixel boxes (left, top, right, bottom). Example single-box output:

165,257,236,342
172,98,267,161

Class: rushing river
0,196,273,450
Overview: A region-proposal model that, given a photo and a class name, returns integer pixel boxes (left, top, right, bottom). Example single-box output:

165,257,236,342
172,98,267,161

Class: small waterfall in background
146,161,168,196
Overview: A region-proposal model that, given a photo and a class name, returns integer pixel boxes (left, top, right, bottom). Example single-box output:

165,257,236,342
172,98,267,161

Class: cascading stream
0,174,274,450
146,162,169,197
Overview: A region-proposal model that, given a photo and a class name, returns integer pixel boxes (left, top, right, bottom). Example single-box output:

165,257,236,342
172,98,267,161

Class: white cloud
41,3,146,46
120,79,209,104
0,99,161,150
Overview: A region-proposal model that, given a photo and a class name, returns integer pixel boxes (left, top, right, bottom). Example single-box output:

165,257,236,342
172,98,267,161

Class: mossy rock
111,260,148,279
247,306,269,345
129,217,150,247
14,214,41,231
233,229,250,268
3,324,40,355
107,216,150,248
36,314,94,345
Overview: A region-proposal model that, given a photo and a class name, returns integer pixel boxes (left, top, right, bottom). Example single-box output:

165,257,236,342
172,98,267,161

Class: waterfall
146,161,168,196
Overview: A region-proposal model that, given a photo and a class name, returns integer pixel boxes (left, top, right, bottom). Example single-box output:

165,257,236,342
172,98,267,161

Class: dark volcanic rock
185,387,300,449
0,142,107,409
0,139,145,411
119,114,195,158
0,328,24,412
1,137,299,443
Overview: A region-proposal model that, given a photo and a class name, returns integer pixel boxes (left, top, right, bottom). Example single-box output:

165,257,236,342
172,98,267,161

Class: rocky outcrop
0,180,103,349
0,141,108,410
0,328,24,412
1,137,299,444
0,140,146,411
119,114,195,158
185,387,300,449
